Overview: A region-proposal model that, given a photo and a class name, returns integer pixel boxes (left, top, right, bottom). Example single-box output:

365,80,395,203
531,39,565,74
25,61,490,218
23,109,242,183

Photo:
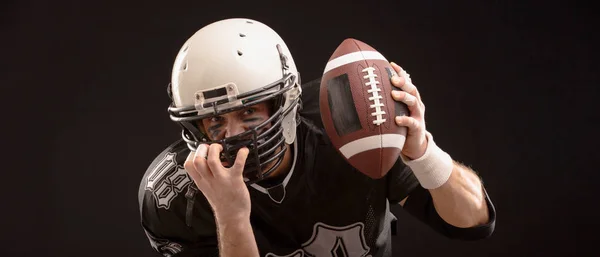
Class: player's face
199,102,272,141
198,101,290,180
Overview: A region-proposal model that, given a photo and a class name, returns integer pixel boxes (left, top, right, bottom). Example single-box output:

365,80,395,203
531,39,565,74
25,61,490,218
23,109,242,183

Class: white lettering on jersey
266,249,304,257
145,152,192,209
266,222,371,257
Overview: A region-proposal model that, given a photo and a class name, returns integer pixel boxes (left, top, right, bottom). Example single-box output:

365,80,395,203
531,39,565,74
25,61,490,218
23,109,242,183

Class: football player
138,18,496,257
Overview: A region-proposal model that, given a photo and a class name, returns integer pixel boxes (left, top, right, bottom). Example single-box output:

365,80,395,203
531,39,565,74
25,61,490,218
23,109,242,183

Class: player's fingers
390,62,419,99
206,144,224,176
184,151,202,180
391,90,418,107
390,61,402,73
390,71,405,88
184,151,195,171
394,115,422,132
231,147,249,176
401,70,422,101
391,90,422,118
193,144,212,178
390,75,417,100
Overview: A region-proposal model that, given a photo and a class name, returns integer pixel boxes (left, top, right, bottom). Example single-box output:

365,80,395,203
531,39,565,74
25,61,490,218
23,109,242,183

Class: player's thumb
232,147,250,175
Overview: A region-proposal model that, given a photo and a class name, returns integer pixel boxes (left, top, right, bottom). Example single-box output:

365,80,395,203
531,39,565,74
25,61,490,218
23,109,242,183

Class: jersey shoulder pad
139,139,192,211
138,140,217,242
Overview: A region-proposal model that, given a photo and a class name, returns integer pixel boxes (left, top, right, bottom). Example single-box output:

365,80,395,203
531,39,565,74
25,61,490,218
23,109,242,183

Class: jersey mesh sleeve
386,160,497,240
402,185,496,240
386,160,420,204
139,184,220,257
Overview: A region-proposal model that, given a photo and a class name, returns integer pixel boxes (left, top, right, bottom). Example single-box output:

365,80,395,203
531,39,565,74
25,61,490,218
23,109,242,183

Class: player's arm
184,144,260,257
387,158,496,240
387,62,495,238
214,216,259,257
140,187,258,257
403,156,490,228
143,217,257,257
398,183,496,241
401,131,493,227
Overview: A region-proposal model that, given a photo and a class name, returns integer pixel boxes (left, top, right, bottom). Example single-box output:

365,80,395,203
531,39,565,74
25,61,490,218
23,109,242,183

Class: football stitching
372,63,390,131
362,66,386,126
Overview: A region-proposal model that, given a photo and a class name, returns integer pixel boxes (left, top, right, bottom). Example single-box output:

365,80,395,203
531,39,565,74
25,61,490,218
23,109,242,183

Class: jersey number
146,152,192,209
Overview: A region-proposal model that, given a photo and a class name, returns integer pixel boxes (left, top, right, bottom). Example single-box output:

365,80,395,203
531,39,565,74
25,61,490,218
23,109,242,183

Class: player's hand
389,62,428,160
184,143,251,222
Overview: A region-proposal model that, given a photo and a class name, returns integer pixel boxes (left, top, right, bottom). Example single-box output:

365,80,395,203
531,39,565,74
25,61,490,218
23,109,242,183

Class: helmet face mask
169,72,300,184
167,18,302,184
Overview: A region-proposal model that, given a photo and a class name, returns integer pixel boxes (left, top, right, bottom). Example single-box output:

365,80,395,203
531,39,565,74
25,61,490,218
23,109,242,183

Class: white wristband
400,132,453,189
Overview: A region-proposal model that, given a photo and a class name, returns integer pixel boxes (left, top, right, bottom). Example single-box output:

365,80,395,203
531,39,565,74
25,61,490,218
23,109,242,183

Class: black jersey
138,78,495,257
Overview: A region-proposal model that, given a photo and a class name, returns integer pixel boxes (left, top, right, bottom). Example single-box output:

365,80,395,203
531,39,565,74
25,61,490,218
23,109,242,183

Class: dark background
3,0,598,256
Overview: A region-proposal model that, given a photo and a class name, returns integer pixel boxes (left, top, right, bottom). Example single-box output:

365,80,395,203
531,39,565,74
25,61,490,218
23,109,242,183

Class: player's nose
224,122,249,138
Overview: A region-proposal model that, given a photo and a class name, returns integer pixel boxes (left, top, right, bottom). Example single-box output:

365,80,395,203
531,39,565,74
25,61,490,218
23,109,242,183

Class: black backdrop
3,0,598,256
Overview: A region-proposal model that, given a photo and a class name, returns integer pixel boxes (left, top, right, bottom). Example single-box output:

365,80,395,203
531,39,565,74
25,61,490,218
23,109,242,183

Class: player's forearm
216,216,260,257
428,162,489,228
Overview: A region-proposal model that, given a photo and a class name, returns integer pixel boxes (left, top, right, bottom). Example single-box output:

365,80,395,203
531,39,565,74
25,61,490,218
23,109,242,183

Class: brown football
319,38,409,179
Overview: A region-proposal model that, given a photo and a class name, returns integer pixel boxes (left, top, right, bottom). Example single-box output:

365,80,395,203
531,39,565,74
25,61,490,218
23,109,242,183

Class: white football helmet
167,18,302,184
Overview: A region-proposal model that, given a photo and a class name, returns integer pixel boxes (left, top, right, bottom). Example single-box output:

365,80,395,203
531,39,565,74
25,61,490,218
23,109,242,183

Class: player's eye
209,116,223,123
242,108,256,116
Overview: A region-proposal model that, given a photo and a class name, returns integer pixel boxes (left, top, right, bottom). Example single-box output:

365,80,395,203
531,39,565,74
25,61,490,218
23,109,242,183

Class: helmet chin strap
180,121,206,151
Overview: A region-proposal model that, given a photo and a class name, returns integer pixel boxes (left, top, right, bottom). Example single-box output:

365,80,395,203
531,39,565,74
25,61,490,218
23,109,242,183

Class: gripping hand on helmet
184,144,251,222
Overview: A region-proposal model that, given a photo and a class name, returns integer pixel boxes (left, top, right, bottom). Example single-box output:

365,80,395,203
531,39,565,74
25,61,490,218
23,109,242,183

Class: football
319,38,410,179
